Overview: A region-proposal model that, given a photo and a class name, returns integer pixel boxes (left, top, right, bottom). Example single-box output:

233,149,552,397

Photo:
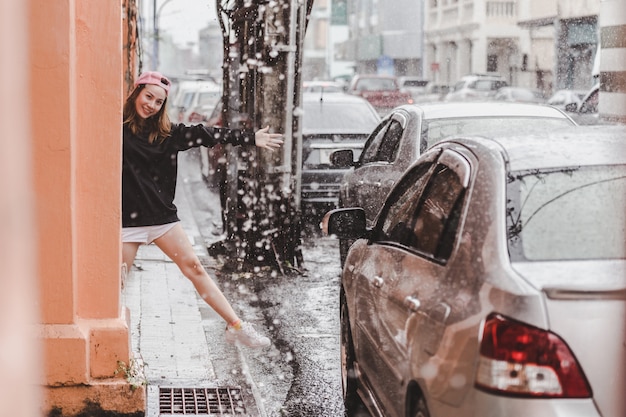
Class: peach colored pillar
30,0,144,414
0,2,42,417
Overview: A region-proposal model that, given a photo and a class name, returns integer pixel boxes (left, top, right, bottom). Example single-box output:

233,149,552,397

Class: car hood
511,260,626,417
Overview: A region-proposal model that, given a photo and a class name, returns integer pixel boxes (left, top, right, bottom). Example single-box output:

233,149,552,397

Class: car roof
301,92,380,135
447,125,626,171
396,101,571,120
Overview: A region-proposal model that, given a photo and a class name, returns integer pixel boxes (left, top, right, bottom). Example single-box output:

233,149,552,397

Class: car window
198,91,221,106
375,119,404,163
360,119,391,164
507,164,626,261
424,116,573,145
181,91,195,109
378,149,468,261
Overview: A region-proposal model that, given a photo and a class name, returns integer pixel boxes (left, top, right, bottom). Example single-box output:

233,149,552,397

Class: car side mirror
565,103,578,112
321,208,367,239
330,149,355,168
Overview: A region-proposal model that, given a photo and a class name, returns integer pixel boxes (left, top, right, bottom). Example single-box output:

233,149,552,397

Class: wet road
181,150,371,417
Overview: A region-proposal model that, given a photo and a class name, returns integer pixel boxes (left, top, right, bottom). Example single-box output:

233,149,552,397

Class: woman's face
135,84,167,119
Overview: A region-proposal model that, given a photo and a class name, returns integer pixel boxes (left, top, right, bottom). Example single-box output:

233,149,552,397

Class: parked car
445,73,508,101
347,74,414,116
565,82,600,125
547,89,586,111
300,92,380,217
493,86,545,103
323,124,626,417
398,76,430,100
177,81,221,124
412,82,450,103
167,79,221,124
330,102,577,263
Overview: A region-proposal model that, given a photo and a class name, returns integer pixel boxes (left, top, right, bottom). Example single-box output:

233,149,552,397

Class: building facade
337,0,425,77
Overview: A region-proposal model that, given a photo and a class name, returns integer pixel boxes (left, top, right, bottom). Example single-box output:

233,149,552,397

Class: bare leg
153,223,239,324
122,242,141,270
121,242,141,289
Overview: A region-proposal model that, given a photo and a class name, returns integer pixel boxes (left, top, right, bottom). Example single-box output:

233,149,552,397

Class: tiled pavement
121,168,262,417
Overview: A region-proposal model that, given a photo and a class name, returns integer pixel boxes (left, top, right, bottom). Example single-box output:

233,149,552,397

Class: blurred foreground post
0,1,41,416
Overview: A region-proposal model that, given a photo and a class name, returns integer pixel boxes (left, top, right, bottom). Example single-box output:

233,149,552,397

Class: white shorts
122,222,179,244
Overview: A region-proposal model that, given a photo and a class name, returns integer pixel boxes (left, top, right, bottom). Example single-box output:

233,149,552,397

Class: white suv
445,73,508,101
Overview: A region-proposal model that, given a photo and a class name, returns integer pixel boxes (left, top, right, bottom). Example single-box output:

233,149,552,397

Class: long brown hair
123,84,172,143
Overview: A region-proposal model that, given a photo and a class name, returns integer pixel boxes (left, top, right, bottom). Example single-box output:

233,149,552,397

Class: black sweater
122,123,254,227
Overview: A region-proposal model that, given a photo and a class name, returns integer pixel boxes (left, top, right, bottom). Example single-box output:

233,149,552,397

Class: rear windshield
424,117,573,147
507,165,626,261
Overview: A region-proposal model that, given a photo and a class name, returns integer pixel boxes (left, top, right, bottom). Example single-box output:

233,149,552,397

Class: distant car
493,86,545,103
347,74,414,116
412,82,450,103
445,73,508,101
323,125,626,417
398,76,430,100
300,92,380,217
175,81,222,124
331,101,577,263
302,80,344,93
547,89,586,111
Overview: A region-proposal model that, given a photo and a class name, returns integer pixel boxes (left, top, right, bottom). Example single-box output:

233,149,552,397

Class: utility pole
214,0,314,272
152,0,174,70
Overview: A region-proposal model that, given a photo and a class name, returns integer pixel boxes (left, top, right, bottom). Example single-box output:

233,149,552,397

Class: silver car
323,125,626,417
332,101,577,263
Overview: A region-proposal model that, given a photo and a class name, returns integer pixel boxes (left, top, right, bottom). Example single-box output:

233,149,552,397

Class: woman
122,71,283,348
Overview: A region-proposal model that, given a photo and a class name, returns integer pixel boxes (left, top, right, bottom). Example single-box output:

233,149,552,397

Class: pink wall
23,0,144,414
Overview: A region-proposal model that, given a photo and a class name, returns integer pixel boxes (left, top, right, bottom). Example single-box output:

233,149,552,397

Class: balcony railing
486,1,517,18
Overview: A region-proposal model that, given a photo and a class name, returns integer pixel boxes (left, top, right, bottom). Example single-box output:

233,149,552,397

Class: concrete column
29,0,144,414
599,0,626,123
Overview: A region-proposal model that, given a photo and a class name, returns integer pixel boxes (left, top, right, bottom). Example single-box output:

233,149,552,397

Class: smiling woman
121,71,282,349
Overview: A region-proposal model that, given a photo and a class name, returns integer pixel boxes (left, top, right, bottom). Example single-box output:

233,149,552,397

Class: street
180,149,371,417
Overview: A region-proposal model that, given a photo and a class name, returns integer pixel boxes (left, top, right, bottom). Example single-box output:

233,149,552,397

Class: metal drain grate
159,387,247,415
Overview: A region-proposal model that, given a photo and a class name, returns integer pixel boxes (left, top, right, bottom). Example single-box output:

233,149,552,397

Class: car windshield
302,101,378,134
507,164,626,261
424,117,572,145
198,91,221,106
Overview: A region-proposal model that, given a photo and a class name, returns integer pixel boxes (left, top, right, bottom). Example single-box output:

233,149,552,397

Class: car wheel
410,394,430,417
340,290,359,415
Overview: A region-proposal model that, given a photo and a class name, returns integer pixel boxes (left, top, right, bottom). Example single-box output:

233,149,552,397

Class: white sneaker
225,322,271,348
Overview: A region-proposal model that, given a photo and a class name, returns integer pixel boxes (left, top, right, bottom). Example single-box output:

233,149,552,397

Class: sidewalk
122,157,264,417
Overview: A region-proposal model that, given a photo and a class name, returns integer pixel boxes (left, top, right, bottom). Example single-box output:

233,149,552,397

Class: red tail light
475,314,591,398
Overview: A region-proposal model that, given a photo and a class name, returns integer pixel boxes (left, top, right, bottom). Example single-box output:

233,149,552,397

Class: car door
358,148,472,416
343,111,408,226
351,156,437,415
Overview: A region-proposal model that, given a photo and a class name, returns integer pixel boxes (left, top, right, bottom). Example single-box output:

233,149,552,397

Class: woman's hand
254,126,284,151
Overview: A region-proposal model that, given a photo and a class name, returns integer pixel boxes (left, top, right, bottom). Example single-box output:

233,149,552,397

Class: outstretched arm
255,126,284,151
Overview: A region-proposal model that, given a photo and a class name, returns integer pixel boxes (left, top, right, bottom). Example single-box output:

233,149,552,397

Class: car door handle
404,296,421,311
373,276,384,288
